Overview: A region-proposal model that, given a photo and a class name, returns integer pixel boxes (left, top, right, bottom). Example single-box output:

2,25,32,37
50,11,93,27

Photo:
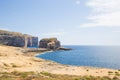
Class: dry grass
0,29,33,37
41,37,57,41
0,71,120,80
0,30,23,36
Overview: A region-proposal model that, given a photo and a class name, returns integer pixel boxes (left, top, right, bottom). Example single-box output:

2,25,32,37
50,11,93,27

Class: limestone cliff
39,38,61,50
0,30,38,47
27,37,38,47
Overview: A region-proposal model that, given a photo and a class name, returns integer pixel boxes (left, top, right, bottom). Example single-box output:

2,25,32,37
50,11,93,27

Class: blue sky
0,0,120,45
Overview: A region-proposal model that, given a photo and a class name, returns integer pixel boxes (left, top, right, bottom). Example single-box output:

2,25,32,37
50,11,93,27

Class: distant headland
0,30,38,47
0,30,71,50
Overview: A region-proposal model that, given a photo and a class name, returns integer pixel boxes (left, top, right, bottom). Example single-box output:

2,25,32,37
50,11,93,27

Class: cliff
39,37,61,50
27,36,38,47
0,30,38,47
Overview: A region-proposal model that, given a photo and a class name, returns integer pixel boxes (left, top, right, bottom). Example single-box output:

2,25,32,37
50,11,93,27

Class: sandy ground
0,45,119,77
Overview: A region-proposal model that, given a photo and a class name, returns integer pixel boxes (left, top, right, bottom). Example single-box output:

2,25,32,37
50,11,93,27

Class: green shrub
11,63,17,67
101,76,111,80
115,73,120,76
40,71,52,77
0,74,13,80
113,76,119,80
74,78,79,80
19,72,29,78
3,63,9,67
108,71,113,73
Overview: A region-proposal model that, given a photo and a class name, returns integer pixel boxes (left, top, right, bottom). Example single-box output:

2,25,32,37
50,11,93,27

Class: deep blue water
36,46,120,69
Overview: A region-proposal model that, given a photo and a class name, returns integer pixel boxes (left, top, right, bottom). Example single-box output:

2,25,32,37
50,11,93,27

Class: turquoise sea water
36,46,120,69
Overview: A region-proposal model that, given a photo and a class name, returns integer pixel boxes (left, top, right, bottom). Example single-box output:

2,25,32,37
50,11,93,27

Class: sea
36,45,120,69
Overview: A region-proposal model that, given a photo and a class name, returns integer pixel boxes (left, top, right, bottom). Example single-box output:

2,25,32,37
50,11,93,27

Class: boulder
39,37,61,50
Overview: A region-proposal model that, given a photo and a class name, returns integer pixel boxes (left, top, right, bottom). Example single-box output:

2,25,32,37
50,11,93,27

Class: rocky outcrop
57,47,72,50
0,30,71,50
0,30,38,47
0,35,25,47
39,38,61,50
27,37,38,47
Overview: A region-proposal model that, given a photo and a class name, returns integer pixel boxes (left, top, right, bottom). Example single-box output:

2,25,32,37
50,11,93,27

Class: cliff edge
0,30,38,47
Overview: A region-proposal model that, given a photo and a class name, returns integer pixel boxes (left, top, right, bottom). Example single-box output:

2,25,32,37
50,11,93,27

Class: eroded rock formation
0,30,38,47
39,38,61,50
27,37,38,47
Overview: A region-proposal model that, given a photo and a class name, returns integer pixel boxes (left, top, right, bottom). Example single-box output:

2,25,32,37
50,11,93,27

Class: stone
27,37,38,47
0,30,38,47
0,35,25,47
39,37,61,50
57,47,72,50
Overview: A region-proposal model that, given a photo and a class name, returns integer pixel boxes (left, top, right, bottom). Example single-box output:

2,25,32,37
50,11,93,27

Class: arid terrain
0,45,120,80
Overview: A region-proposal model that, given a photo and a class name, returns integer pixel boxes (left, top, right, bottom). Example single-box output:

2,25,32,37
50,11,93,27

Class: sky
0,0,120,45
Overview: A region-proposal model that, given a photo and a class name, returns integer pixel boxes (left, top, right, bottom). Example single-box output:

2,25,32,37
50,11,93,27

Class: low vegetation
11,63,18,68
108,71,113,74
3,63,9,67
86,69,89,71
108,71,120,77
0,71,120,80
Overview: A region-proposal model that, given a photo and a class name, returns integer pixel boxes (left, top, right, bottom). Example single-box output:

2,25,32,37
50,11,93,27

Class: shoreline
30,48,120,77
35,50,54,56
33,48,119,70
0,45,120,78
35,51,118,70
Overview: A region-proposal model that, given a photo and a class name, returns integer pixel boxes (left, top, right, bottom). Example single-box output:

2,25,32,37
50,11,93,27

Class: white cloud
76,0,80,5
0,28,10,31
43,32,66,36
80,0,120,27
87,0,120,14
112,30,120,33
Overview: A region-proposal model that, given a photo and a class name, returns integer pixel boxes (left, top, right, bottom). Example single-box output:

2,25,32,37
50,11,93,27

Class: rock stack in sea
0,30,38,47
39,37,61,50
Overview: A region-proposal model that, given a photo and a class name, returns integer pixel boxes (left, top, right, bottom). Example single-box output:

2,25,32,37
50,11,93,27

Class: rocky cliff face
0,30,38,47
27,37,38,47
39,38,61,50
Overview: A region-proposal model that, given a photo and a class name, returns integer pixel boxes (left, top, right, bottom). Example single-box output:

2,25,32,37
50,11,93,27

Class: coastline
0,45,119,78
35,50,54,56
34,50,114,70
